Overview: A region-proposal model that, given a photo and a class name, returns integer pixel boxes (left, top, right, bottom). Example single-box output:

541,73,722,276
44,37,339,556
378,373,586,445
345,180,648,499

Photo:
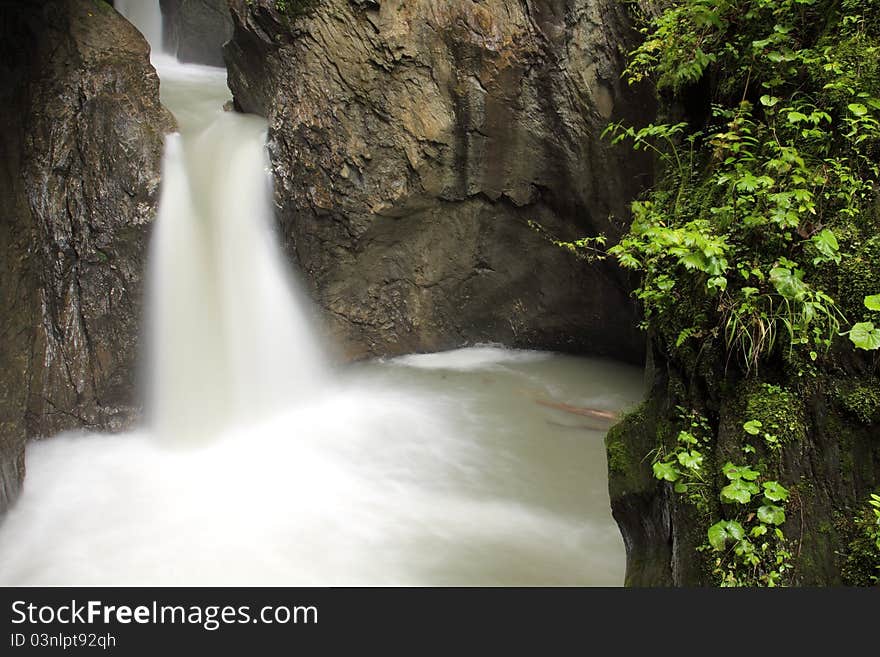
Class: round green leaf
849,322,880,351
677,449,703,471
652,460,680,482
762,480,790,502
708,521,729,551
758,504,786,526
751,524,768,538
721,479,758,504
707,520,745,551
864,294,880,311
743,420,763,435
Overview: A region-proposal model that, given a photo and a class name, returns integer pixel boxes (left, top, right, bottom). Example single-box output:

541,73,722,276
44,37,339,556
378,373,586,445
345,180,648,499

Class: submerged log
534,399,618,421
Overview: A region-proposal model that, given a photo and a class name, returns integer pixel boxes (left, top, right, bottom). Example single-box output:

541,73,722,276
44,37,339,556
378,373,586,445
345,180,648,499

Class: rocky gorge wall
0,0,174,511
607,349,880,586
224,0,654,361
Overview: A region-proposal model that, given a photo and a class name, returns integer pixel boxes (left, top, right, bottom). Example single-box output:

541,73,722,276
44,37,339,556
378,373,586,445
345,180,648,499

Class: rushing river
0,5,644,586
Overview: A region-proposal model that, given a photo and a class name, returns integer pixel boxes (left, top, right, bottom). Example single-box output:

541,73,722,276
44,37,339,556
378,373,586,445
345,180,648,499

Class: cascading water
147,71,326,438
0,2,643,585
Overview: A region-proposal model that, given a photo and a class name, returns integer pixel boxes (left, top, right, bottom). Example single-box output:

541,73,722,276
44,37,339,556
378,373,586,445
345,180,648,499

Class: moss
605,397,668,497
743,381,807,446
838,503,880,586
838,234,880,321
606,436,631,476
836,378,880,425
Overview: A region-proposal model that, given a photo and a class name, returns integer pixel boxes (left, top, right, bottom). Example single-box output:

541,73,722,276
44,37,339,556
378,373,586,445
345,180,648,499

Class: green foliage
844,294,880,349
841,493,880,585
526,221,609,264
607,0,880,374
743,382,806,448
650,408,714,512
602,0,880,588
650,409,793,585
708,461,793,586
836,379,880,424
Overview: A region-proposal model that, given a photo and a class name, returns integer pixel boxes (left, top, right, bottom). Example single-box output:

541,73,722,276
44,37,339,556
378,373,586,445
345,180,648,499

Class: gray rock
0,0,175,511
160,0,234,66
224,0,655,361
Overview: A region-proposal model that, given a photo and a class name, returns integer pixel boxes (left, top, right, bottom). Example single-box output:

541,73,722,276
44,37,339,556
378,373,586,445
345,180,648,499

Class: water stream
0,4,643,586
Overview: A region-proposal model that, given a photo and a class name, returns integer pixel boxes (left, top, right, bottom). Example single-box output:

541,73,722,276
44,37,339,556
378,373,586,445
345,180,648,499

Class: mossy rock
836,377,880,425
605,402,655,497
743,380,807,447
838,234,880,321
837,504,880,586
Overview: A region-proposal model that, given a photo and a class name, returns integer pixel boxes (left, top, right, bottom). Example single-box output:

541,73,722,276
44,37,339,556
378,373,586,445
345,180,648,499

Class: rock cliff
224,0,654,361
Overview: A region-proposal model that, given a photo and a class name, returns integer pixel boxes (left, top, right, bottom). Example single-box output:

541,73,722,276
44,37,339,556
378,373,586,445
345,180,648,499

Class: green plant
707,462,792,587
605,0,880,373
841,493,880,585
844,294,880,350
649,409,793,586
650,408,714,513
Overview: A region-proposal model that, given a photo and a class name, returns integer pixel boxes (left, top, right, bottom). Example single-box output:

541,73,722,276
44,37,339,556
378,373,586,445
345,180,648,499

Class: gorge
0,0,877,587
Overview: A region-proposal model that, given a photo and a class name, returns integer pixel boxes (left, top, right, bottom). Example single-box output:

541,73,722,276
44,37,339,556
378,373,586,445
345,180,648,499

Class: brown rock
0,0,175,511
225,0,655,361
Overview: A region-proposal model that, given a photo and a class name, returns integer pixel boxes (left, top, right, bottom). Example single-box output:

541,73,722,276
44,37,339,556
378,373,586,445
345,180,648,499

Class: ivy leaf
751,524,768,538
760,95,780,107
708,520,745,551
721,478,759,504
743,420,763,435
864,294,880,311
762,481,790,502
677,431,698,445
721,461,759,481
849,322,880,350
811,229,840,264
758,504,786,525
848,103,868,116
770,266,807,300
677,449,703,471
652,460,680,482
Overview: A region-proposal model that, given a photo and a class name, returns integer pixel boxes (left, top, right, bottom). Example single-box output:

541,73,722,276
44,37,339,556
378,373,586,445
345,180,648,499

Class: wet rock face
160,0,233,66
225,0,654,361
0,0,175,510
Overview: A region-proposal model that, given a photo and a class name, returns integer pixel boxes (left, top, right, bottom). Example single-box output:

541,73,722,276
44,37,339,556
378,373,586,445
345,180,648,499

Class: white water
147,62,325,438
0,4,643,585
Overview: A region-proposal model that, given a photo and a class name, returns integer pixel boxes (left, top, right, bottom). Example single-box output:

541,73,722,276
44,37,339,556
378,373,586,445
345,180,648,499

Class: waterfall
147,103,327,437
113,1,326,438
